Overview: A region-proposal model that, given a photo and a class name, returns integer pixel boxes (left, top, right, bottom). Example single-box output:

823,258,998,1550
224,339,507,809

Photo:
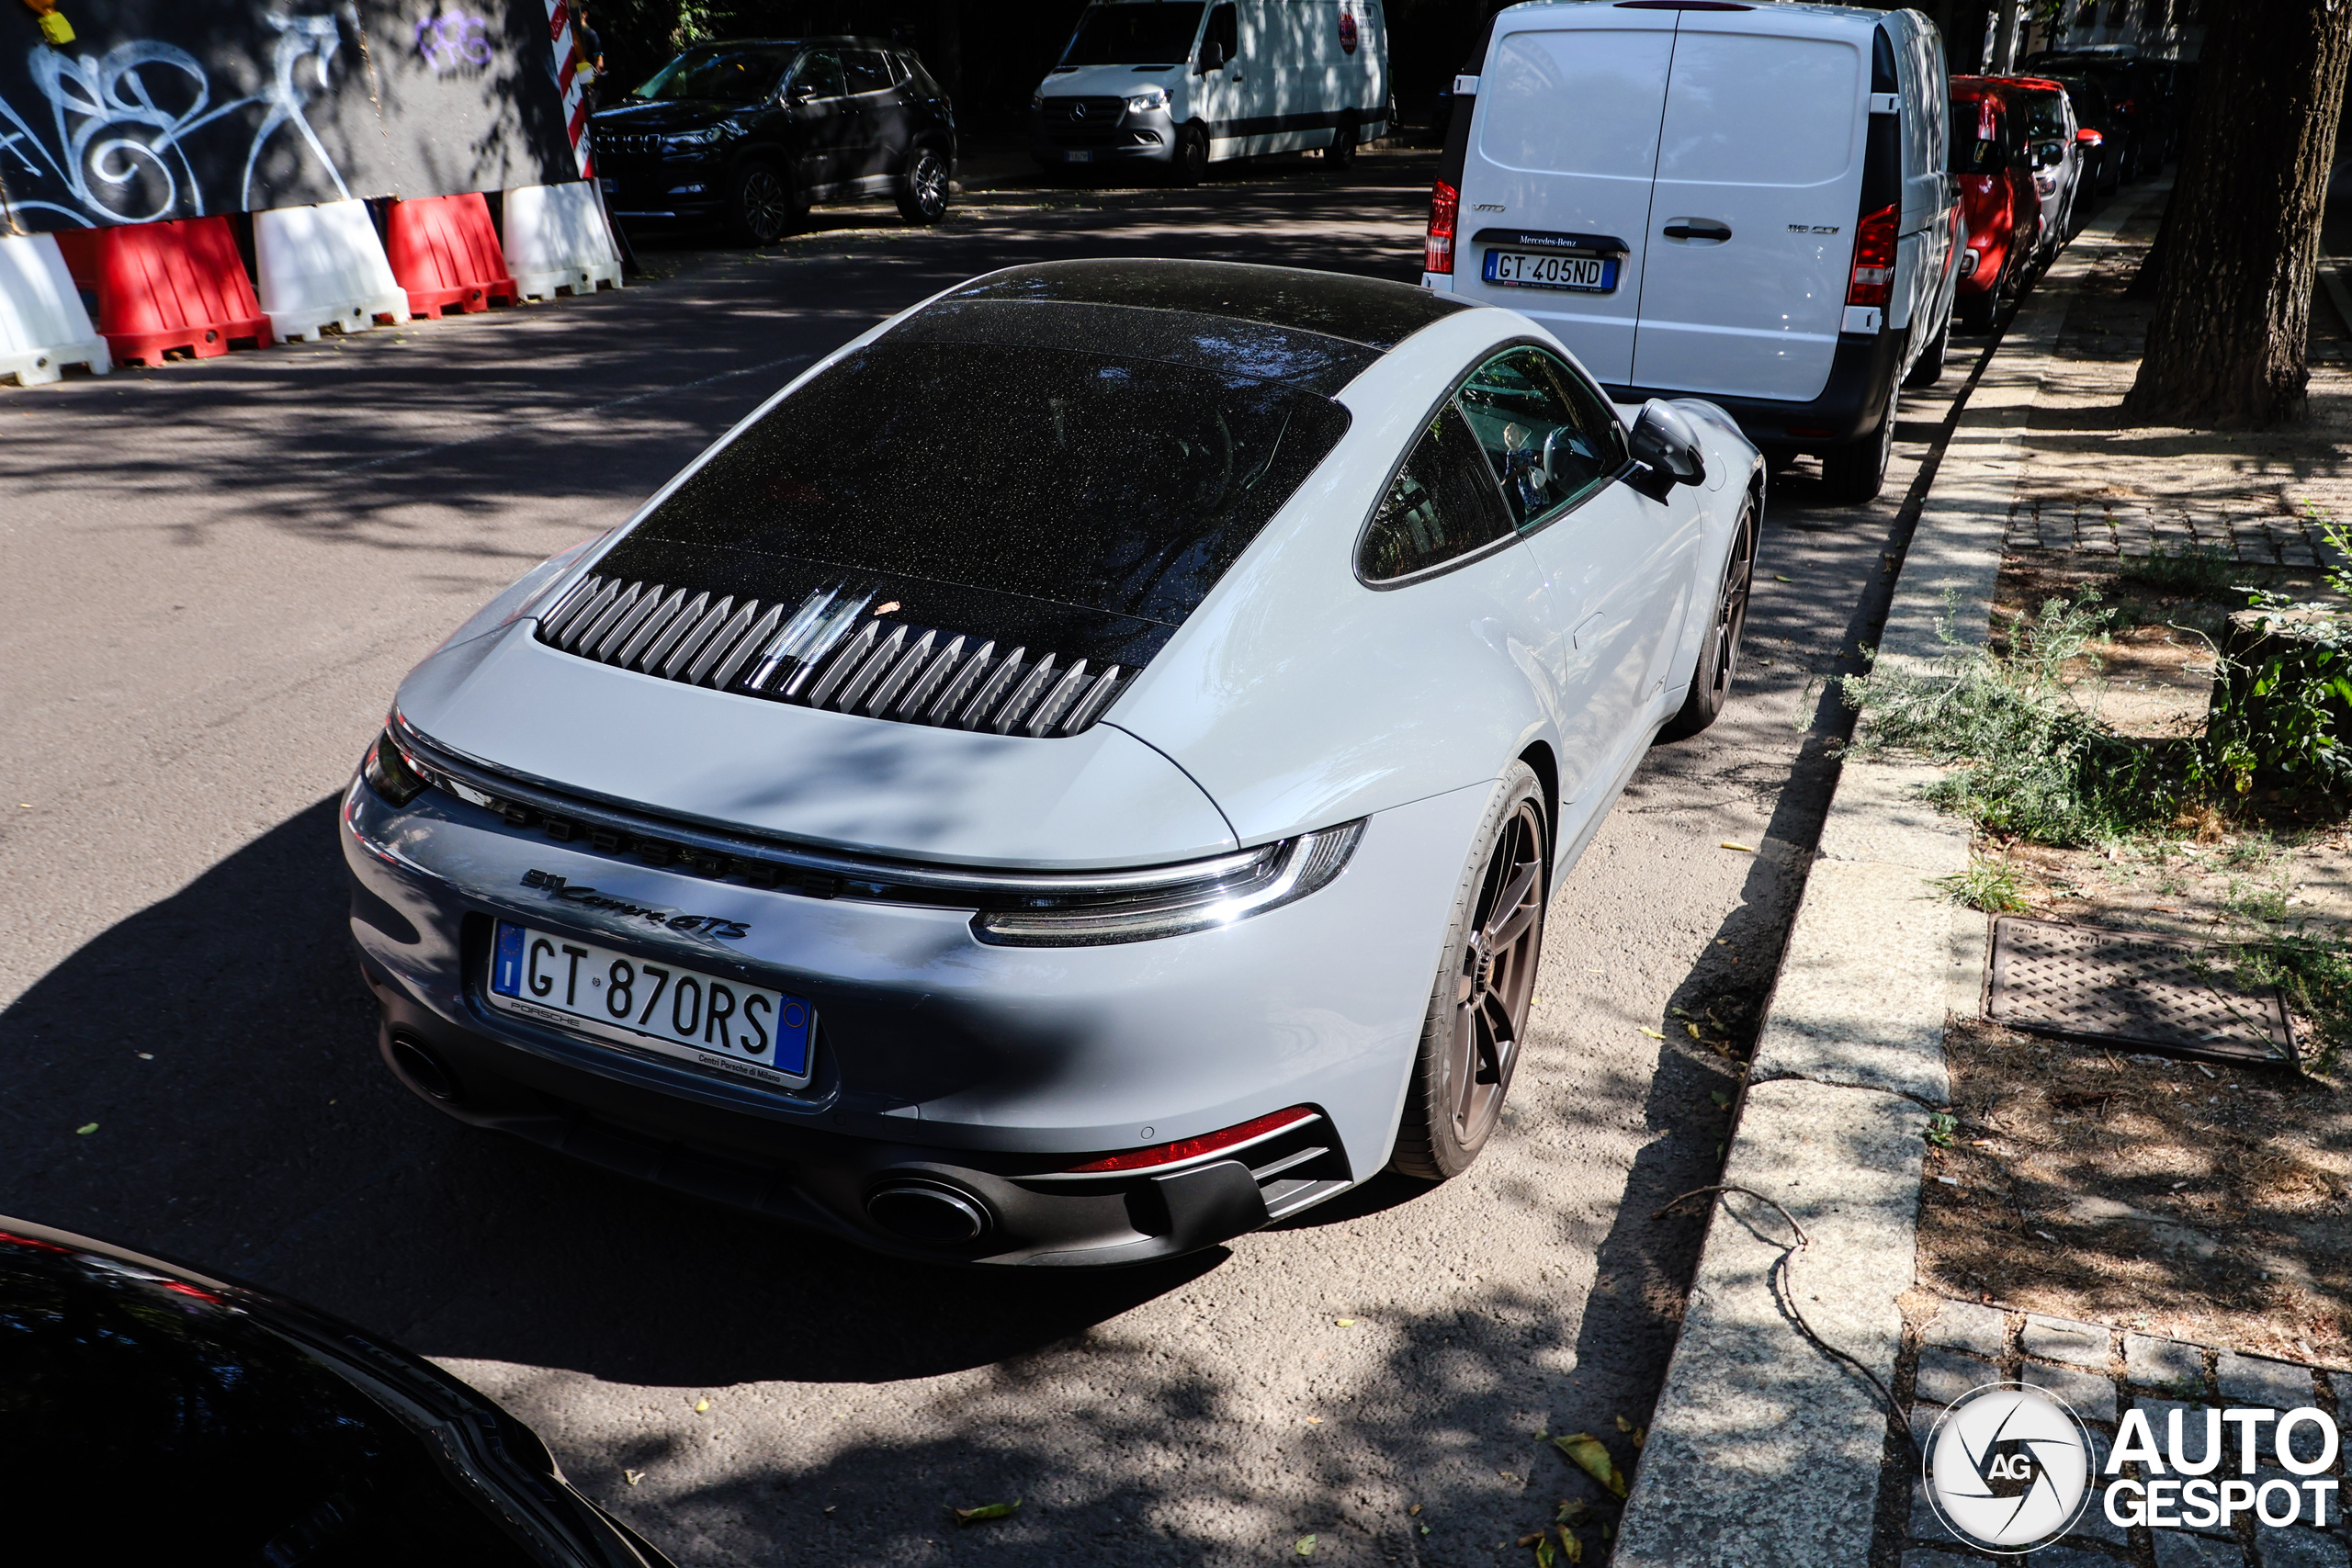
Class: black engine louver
535,576,1129,738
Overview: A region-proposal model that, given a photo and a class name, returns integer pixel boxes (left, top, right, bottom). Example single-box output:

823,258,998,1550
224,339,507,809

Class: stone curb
1611,185,2173,1568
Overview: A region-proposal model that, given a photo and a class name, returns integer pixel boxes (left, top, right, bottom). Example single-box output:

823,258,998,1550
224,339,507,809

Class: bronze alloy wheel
1392,764,1549,1179
1662,502,1756,739
729,163,795,244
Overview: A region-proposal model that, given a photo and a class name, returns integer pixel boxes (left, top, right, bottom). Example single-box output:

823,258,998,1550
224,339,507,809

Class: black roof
907,261,1474,394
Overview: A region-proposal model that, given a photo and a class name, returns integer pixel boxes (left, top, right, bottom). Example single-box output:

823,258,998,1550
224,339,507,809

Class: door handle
1661,218,1732,243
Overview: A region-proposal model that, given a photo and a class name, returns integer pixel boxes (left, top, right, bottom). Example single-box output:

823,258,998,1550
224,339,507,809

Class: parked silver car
343,261,1760,1266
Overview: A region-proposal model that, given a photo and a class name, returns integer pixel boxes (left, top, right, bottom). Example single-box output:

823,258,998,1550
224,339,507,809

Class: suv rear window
633,343,1351,626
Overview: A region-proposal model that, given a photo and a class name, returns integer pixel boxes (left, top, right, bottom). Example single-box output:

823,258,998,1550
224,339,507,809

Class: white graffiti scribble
0,12,350,227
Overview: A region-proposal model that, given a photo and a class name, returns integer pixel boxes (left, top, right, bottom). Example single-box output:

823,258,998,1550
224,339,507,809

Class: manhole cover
1986,918,2296,1066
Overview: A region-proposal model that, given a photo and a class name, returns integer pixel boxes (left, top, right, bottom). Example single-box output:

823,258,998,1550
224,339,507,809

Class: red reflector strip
1065,1106,1318,1174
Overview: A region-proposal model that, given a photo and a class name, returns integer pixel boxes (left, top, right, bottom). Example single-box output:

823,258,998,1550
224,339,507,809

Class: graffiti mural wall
0,2,579,232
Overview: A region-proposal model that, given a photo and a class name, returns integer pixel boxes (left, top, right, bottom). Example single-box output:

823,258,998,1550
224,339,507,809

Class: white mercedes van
1423,1,1960,504
1032,0,1390,183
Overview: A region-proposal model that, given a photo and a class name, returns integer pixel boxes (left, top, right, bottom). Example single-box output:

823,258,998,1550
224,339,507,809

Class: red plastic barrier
387,193,518,318
66,218,273,366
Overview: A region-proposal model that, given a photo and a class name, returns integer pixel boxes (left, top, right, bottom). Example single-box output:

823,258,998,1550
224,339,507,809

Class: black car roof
899,261,1476,394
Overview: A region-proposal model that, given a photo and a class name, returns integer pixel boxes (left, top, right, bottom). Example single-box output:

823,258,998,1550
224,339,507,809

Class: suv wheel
725,160,797,245
1819,393,1895,506
896,145,950,225
1901,314,1950,389
1326,117,1358,170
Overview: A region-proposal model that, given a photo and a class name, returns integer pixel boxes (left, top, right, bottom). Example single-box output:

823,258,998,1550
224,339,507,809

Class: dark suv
591,37,956,243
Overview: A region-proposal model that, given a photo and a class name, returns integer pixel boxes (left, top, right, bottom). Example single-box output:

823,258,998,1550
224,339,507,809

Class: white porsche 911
342,259,1760,1265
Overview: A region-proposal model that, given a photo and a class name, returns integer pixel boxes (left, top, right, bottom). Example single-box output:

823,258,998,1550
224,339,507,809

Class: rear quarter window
1653,33,1860,187
1479,29,1675,178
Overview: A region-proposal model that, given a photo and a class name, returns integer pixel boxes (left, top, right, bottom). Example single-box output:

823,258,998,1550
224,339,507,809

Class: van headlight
1125,85,1169,114
973,821,1363,946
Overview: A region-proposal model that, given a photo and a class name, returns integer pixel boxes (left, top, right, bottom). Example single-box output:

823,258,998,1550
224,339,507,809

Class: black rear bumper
1605,329,1903,453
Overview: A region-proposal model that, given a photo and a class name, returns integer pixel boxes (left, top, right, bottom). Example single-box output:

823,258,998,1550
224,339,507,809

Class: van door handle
1661,219,1731,243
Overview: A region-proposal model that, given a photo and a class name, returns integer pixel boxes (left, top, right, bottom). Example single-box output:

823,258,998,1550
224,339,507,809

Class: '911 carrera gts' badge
521,870,749,940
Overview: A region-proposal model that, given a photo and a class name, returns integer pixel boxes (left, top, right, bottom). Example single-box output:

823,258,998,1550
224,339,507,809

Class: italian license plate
1065,149,1092,163
1482,250,1618,293
486,919,814,1089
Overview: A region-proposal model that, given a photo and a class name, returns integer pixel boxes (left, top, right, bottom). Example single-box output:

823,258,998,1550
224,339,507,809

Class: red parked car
1949,77,2043,333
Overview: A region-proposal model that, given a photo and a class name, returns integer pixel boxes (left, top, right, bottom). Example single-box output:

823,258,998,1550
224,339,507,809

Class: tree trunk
2124,0,2352,428
1948,0,1993,73
1990,0,2021,72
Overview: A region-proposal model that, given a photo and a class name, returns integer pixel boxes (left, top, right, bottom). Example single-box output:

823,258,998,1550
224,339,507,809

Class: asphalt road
0,151,1979,1565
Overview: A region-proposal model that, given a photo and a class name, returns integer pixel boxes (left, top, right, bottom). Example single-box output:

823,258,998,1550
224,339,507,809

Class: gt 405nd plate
1481,249,1618,292
486,919,815,1089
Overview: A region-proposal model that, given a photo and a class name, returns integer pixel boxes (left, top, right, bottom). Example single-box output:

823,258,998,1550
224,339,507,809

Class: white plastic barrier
254,199,409,343
0,231,107,387
502,181,624,301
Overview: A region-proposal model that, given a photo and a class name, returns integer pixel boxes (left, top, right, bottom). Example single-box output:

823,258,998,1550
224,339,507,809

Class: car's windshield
1060,2,1205,68
2017,92,2067,139
632,45,797,103
631,341,1349,626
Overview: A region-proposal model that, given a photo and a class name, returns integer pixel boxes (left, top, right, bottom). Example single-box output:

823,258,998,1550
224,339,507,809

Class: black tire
1170,123,1209,186
895,143,950,225
1956,288,1996,335
724,160,797,245
1391,763,1549,1182
1326,117,1358,170
1659,501,1758,741
1819,391,1894,506
1901,314,1950,389
1758,443,1801,474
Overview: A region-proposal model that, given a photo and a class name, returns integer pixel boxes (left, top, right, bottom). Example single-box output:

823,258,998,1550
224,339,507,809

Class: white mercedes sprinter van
1424,1,1959,504
1032,0,1390,183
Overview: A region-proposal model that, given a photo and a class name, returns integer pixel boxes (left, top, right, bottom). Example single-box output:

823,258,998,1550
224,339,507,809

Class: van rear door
1456,13,1679,387
1628,16,1868,403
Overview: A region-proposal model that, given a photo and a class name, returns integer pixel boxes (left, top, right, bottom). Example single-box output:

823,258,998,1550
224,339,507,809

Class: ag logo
1339,9,1359,54
1924,1383,2095,1550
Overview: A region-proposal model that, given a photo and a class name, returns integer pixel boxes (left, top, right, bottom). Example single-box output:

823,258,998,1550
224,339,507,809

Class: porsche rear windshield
1060,3,1205,68
634,343,1350,626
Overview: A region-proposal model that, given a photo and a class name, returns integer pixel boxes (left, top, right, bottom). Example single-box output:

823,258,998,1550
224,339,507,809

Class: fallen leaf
1550,1434,1627,1498
1638,1027,1664,1040
693,1398,711,1413
75,1123,96,1135
823,1506,836,1516
1774,574,1792,581
1631,1426,1646,1449
1562,1529,1586,1562
1419,1524,1431,1537
1295,1534,1317,1556
1518,1533,1546,1548
1555,1500,1590,1526
1306,1417,1322,1425
1334,1318,1357,1327
1685,1022,1703,1040
1720,841,1757,853
1710,1090,1730,1108
625,1470,644,1485
1408,1505,1423,1517
1535,1536,1557,1567
1615,1416,1632,1433
953,1500,1023,1526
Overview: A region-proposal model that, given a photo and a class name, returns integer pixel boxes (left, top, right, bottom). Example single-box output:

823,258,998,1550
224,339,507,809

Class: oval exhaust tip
865,1183,989,1247
390,1035,460,1103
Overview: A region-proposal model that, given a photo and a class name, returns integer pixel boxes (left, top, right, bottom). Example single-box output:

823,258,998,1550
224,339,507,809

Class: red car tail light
1425,179,1459,275
1846,202,1898,308
1063,1106,1317,1173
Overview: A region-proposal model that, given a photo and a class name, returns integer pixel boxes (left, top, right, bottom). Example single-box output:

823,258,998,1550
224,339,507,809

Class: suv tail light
1425,179,1459,275
1846,202,1898,308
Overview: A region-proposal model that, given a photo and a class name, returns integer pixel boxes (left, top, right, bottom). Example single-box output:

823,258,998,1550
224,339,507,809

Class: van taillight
1846,202,1898,308
1425,179,1459,275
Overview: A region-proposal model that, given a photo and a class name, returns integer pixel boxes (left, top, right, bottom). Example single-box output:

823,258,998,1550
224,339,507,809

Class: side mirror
1627,400,1705,488
1197,41,1226,73
2075,127,2103,146
789,81,818,104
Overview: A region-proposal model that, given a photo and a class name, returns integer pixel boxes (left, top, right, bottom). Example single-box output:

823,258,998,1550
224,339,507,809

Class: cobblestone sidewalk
1901,1298,2345,1568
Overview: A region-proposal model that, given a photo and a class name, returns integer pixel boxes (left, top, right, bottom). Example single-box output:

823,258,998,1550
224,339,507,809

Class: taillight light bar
1846,201,1898,308
1425,179,1459,275
1063,1106,1317,1174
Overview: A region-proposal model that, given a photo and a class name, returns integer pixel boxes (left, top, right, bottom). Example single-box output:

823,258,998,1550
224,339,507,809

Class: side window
842,49,893,96
1205,4,1238,64
1453,346,1624,529
1358,404,1516,583
794,51,845,100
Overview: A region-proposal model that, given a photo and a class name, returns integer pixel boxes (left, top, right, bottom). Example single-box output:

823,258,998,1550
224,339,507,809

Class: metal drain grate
1986,918,2296,1066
